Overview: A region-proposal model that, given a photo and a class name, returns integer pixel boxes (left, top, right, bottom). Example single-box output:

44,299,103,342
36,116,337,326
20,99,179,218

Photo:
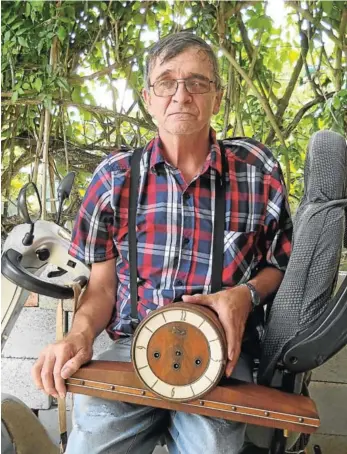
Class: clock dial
132,304,226,402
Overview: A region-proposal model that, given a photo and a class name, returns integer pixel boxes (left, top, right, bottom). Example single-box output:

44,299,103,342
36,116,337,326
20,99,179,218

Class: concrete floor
2,289,347,453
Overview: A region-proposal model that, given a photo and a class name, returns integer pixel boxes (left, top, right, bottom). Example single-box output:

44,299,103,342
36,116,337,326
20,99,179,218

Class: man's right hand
32,332,93,399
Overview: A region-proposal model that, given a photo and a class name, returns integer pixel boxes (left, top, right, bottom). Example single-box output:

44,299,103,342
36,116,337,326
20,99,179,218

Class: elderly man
33,32,292,454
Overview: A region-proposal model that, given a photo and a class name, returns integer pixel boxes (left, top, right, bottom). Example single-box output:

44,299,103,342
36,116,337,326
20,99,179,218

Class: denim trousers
66,338,253,454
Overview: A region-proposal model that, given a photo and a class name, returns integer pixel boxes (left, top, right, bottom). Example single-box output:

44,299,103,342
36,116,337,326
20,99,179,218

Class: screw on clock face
195,358,202,366
173,363,180,370
175,350,182,356
153,352,160,359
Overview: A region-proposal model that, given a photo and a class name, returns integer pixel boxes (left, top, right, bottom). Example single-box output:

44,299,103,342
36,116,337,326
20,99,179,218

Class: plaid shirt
69,129,292,341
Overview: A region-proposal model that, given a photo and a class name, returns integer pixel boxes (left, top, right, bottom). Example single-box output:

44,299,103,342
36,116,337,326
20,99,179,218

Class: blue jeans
66,338,253,454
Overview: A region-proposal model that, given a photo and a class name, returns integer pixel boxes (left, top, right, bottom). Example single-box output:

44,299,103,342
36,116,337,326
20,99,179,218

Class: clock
131,303,227,402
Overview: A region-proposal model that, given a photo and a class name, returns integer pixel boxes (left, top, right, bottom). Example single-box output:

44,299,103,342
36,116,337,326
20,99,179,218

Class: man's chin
165,123,200,135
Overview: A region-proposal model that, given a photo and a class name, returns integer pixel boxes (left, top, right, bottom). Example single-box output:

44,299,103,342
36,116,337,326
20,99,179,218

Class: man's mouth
169,112,195,116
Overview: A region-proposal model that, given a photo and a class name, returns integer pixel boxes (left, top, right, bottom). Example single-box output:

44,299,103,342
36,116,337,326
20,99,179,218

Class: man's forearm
68,285,115,343
68,260,117,344
248,266,284,304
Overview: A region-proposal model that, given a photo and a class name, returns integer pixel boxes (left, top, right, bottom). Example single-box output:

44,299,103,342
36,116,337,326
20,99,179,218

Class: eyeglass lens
153,78,212,96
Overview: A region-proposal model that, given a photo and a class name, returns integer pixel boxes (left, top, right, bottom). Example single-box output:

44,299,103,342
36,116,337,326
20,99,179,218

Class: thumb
61,350,90,380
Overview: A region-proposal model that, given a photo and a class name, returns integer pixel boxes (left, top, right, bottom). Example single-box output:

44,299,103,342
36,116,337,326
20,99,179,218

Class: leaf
71,87,82,103
34,78,43,92
288,50,299,64
100,2,108,11
22,83,31,89
332,96,341,109
59,17,72,24
11,91,19,102
57,77,70,92
147,11,156,29
82,109,92,121
25,2,31,17
18,36,29,48
4,31,11,43
57,26,67,43
38,39,44,55
43,95,53,111
321,1,333,16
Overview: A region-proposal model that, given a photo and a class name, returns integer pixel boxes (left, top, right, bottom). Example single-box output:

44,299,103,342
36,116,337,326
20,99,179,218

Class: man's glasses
149,78,215,97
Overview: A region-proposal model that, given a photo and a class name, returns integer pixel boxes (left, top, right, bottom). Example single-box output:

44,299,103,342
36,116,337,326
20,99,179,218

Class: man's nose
172,81,192,103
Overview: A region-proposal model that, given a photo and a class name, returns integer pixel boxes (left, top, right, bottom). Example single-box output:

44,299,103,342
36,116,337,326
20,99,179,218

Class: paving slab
2,306,113,359
2,307,57,358
39,294,75,312
312,346,347,384
38,407,72,446
308,434,347,454
309,381,347,436
1,357,52,409
92,330,114,357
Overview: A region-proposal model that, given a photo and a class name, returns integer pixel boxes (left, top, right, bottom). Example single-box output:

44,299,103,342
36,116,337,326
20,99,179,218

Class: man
33,32,292,454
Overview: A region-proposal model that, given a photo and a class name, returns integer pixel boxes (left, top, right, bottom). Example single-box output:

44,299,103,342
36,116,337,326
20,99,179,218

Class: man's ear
213,89,224,115
142,88,151,110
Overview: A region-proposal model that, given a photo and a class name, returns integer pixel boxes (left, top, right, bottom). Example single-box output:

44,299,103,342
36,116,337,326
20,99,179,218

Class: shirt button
176,280,184,286
183,237,190,245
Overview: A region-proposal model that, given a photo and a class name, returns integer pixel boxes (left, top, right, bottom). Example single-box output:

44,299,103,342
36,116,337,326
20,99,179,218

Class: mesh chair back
258,130,347,385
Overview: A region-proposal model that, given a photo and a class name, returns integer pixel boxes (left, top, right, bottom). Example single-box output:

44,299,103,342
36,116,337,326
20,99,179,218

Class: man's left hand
182,286,252,377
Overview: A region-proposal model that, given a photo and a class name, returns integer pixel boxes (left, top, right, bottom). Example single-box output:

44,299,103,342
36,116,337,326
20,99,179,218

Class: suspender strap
128,141,229,323
211,141,228,293
129,148,143,326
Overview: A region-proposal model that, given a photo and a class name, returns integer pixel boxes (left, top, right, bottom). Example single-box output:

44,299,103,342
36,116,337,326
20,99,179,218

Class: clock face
132,306,226,402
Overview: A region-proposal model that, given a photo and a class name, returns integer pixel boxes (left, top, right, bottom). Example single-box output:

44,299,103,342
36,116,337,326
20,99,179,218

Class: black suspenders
128,142,228,327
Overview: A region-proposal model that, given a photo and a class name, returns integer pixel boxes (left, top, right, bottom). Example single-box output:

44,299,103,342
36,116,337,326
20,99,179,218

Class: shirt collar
147,128,223,177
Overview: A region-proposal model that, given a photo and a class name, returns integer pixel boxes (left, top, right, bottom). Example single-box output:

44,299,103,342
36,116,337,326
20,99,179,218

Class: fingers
41,353,60,398
32,345,80,398
219,314,244,377
182,293,214,306
53,355,68,398
61,350,90,380
32,354,45,391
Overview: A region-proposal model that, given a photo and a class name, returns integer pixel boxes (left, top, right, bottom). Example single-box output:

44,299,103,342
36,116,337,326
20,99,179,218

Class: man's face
143,47,223,137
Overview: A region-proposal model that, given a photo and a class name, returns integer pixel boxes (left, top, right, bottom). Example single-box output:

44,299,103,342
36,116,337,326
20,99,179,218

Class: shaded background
1,1,346,225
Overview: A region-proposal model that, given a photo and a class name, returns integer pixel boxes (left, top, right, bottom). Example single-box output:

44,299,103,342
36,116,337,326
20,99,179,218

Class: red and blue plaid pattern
69,130,292,339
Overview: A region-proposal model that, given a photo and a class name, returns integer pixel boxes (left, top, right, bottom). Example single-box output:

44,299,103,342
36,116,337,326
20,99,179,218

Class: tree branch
283,92,335,139
335,5,347,91
265,29,309,144
237,14,278,105
224,1,258,21
1,97,156,131
220,46,291,190
289,2,346,50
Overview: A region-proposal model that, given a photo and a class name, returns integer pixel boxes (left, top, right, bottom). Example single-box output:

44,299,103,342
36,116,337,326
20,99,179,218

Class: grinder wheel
131,303,227,402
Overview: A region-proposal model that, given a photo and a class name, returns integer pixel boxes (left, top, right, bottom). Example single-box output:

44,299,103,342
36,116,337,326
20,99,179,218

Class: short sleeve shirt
69,129,292,340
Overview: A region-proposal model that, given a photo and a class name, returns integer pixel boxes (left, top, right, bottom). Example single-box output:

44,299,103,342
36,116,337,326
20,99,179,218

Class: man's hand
32,332,93,399
182,286,252,377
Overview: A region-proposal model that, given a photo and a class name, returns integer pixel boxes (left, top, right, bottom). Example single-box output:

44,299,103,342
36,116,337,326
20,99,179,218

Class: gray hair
144,32,222,91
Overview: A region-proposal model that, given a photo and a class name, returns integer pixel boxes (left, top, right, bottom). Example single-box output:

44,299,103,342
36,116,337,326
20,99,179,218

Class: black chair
242,130,347,454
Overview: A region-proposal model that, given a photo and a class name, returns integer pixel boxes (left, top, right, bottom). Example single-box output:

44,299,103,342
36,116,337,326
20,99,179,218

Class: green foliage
1,0,346,220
